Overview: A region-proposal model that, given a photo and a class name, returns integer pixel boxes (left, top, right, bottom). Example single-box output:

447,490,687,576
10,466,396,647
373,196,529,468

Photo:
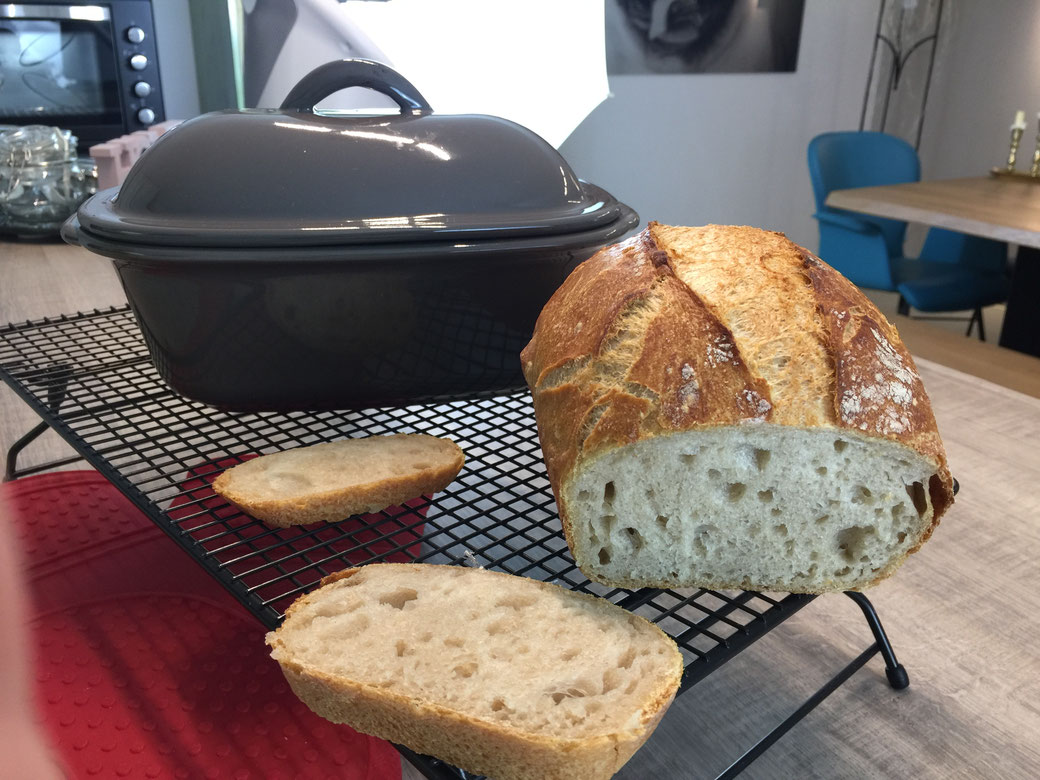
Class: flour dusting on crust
706,336,736,368
678,362,701,407
838,328,920,436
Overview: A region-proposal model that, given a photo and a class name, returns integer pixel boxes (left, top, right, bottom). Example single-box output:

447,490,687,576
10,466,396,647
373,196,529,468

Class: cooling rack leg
4,420,52,482
715,594,909,778
396,745,474,780
844,591,910,689
3,363,79,481
714,642,881,779
3,419,85,481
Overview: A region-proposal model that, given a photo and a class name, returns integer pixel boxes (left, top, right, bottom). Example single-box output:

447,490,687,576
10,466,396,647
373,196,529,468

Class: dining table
826,175,1040,358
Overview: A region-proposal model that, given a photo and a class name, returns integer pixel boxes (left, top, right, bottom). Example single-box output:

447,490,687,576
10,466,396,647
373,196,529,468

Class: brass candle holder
1006,125,1024,171
990,110,1040,181
1031,118,1040,177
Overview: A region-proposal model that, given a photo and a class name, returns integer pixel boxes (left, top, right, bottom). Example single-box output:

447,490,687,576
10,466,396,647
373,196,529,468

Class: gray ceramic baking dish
63,59,638,411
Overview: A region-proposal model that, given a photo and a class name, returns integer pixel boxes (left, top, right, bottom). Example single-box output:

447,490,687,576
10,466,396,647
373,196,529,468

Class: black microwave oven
0,0,165,152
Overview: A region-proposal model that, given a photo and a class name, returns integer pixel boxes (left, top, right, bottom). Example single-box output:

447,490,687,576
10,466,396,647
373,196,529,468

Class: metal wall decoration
859,0,946,150
606,0,806,75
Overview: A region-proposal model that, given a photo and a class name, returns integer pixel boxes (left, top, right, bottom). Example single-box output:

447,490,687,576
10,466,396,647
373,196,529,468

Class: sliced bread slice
267,563,684,780
212,434,464,528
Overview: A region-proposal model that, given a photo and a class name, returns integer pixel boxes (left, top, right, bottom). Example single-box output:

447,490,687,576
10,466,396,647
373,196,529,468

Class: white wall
559,0,881,252
151,0,880,253
154,0,1040,259
918,1,1040,182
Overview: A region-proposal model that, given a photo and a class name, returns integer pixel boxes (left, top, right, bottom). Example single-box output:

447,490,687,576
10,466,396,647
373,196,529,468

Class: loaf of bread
212,434,464,527
267,563,683,780
521,223,954,594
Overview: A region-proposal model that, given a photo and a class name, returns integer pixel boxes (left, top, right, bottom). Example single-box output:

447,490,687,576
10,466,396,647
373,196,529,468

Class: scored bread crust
268,565,683,780
212,434,464,528
521,223,955,592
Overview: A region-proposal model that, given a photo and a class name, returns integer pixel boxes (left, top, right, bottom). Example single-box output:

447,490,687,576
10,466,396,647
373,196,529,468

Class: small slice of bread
267,563,683,780
212,434,464,528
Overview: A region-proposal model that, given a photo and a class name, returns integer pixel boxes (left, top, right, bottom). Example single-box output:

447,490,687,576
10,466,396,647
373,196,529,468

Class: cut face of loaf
521,223,955,593
566,427,940,592
268,564,683,780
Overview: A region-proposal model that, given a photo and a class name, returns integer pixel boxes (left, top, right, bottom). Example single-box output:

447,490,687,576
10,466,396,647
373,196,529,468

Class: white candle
1012,109,1027,131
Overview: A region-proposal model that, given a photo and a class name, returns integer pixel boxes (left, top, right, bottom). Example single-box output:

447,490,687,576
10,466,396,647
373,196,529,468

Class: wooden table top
826,175,1040,249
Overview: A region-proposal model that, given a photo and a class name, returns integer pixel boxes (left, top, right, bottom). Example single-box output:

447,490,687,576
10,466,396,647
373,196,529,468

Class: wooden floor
3,239,1040,779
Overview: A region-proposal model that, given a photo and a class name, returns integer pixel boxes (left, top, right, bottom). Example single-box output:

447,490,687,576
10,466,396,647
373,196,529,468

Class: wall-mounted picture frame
606,0,806,75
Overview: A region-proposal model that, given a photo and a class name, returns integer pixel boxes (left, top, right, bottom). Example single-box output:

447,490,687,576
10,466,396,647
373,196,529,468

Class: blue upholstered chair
808,131,1009,340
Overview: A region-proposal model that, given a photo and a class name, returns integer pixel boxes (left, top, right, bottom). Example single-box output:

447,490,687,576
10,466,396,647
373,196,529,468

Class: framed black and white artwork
606,0,806,74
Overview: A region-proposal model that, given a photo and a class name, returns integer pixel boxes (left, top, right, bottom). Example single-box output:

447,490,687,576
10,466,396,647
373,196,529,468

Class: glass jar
0,125,98,237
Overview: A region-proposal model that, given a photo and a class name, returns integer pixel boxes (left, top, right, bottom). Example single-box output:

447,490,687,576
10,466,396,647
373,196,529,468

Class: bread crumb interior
272,566,677,738
567,425,937,590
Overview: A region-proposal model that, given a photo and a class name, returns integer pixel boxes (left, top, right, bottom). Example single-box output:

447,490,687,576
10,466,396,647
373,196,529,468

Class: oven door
0,3,123,147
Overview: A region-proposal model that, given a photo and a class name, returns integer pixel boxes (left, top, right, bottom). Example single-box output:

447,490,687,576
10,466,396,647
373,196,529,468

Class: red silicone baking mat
4,470,402,780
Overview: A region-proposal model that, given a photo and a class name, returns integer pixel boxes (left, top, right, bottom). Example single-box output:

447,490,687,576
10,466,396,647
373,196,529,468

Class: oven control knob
133,81,152,98
126,26,145,44
129,53,148,71
137,107,156,126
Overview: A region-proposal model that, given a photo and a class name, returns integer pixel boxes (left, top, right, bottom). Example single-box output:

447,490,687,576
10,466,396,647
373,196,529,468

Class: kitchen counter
3,238,1040,779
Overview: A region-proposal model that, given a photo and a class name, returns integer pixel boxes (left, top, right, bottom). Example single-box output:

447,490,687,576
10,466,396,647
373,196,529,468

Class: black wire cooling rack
1,305,830,780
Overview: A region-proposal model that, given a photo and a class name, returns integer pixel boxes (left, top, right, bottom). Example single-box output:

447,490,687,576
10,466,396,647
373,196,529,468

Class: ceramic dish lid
75,59,631,249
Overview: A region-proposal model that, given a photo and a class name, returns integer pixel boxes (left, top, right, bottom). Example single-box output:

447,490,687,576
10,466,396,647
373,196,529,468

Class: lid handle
280,59,433,116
